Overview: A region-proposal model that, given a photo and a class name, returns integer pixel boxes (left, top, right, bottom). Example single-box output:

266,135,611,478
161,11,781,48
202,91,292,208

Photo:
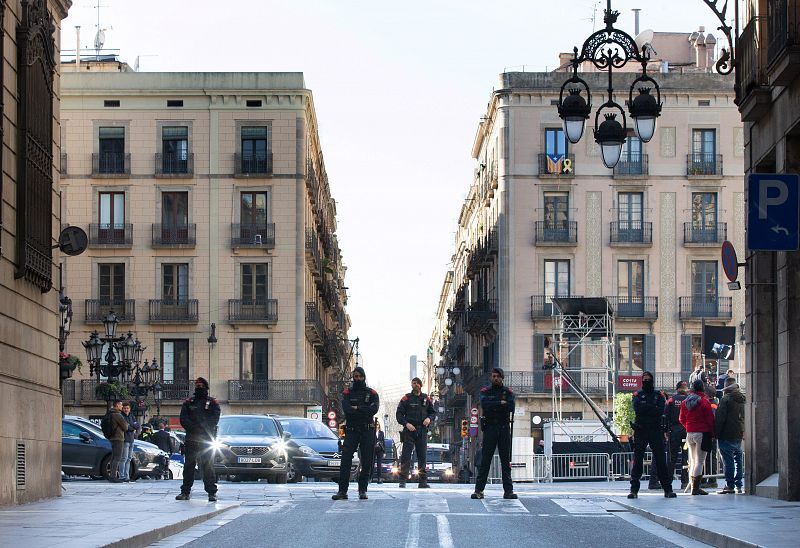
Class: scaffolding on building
545,297,620,445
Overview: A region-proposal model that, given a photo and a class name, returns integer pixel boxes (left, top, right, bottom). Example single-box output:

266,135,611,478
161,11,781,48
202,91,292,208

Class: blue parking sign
747,174,800,251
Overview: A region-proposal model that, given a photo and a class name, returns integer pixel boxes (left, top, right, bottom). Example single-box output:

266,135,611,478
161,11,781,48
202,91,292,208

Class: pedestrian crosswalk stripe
326,500,375,513
408,496,449,513
481,498,529,513
551,498,607,514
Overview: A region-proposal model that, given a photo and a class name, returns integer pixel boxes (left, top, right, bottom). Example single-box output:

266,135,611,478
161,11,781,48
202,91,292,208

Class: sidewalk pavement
2,479,799,547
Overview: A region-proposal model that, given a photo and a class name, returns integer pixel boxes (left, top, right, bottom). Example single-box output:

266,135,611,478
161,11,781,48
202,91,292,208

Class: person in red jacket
679,379,715,495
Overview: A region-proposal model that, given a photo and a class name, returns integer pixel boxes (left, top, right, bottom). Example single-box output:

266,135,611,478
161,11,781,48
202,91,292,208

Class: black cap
353,366,366,378
491,367,505,379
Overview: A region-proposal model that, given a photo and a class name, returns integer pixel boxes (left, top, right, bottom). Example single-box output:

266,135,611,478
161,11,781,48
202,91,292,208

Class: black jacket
665,392,689,432
480,384,515,424
632,387,667,429
715,384,746,440
122,413,140,443
375,430,386,455
152,429,172,453
396,392,436,428
341,384,379,426
180,393,221,440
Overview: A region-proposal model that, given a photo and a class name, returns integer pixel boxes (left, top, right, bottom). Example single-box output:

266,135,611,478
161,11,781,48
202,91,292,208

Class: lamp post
556,0,662,169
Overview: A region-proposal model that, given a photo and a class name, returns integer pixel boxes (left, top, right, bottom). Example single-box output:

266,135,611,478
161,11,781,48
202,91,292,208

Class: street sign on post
747,173,800,251
721,241,740,282
470,407,479,416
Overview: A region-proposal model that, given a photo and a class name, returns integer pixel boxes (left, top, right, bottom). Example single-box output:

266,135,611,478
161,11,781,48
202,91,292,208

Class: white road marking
551,498,608,514
481,498,529,513
408,496,449,513
405,513,420,548
436,514,454,548
326,500,374,513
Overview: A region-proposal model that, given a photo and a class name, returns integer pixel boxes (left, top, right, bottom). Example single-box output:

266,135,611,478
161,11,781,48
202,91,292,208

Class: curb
614,500,762,548
101,504,239,548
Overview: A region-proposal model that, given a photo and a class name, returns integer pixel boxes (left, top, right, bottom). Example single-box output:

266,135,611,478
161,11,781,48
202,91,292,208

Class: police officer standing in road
176,377,221,502
471,367,517,500
628,371,677,499
396,376,436,488
665,380,690,490
332,367,380,501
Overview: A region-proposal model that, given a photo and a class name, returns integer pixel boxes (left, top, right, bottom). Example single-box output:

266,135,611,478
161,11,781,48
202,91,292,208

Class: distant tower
409,355,417,379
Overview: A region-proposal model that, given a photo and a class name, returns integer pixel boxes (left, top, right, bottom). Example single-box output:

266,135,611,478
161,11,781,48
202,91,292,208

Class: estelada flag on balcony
547,154,565,174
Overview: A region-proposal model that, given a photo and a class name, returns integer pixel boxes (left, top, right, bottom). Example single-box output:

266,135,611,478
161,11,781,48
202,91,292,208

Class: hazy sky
61,0,729,387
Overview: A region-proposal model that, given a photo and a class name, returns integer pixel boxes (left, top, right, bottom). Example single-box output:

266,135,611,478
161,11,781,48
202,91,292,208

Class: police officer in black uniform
176,377,221,502
332,367,380,501
472,367,517,500
665,380,690,490
628,371,677,499
396,376,436,488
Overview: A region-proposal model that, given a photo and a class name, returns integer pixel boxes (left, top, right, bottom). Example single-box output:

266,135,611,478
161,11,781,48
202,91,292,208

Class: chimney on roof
690,27,709,71
558,52,574,72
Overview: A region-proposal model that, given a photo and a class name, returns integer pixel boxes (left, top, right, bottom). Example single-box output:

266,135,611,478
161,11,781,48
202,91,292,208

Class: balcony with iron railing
80,379,101,402
159,381,194,401
678,296,733,320
85,298,136,323
234,152,274,176
609,221,652,246
62,379,76,403
530,295,584,319
231,223,275,248
736,16,770,120
305,302,325,345
228,379,324,404
465,299,497,334
768,0,800,85
60,153,67,175
92,152,131,177
305,229,323,275
88,223,133,247
613,154,648,177
228,299,278,324
148,299,199,324
686,153,723,177
683,222,726,246
151,224,196,248
155,153,194,176
606,296,658,320
534,221,578,245
538,153,575,177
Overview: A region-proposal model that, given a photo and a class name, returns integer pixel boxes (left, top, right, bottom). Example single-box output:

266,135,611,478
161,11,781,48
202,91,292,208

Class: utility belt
345,422,373,431
480,416,510,430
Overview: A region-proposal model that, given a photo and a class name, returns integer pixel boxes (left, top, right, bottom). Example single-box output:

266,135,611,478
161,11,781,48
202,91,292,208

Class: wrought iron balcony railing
228,379,324,404
158,381,194,401
606,296,658,319
92,152,131,176
768,0,799,66
88,223,133,247
534,221,578,245
228,299,278,323
152,224,196,247
610,221,652,245
305,302,325,344
60,153,67,175
530,295,583,319
155,153,194,176
231,223,275,248
148,299,199,323
678,296,733,320
85,298,136,323
683,222,726,245
62,379,76,403
538,153,576,176
687,153,723,176
613,154,648,176
234,152,273,176
465,299,497,334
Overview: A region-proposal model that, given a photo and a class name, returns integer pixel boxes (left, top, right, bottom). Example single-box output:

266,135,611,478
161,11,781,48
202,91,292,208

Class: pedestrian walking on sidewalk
472,367,517,500
372,421,385,484
105,400,129,483
152,422,172,455
627,371,677,499
119,402,140,482
665,380,690,490
176,377,221,502
332,367,380,501
679,379,716,495
715,377,745,494
396,377,436,489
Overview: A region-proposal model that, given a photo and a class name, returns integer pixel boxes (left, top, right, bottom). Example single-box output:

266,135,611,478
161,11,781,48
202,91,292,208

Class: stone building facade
59,71,352,423
430,63,744,454
0,0,72,506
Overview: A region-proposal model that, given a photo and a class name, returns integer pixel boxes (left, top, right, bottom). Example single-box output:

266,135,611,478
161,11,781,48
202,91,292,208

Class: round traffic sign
309,412,320,420
721,241,739,282
470,407,479,416
327,411,336,419
58,226,88,256
469,416,478,424
328,419,337,428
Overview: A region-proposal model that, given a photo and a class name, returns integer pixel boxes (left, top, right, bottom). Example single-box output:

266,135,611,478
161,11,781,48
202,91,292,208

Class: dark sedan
62,417,169,480
277,417,359,483
212,415,289,483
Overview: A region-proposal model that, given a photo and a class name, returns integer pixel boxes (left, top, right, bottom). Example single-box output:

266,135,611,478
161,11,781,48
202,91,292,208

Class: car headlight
443,468,453,476
210,440,228,453
391,466,399,473
271,441,287,454
299,445,317,456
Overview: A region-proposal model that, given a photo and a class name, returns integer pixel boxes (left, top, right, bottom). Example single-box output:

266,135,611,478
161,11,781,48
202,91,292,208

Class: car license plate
237,457,261,464
327,460,341,467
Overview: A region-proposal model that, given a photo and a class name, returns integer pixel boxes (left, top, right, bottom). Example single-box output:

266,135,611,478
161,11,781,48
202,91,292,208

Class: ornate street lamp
556,0,662,169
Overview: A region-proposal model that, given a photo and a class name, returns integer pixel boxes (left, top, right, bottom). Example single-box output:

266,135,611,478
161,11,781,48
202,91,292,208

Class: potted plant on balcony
613,392,635,442
59,352,82,380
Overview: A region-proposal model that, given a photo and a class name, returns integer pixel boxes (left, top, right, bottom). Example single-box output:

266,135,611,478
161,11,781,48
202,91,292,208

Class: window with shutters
15,0,56,291
99,264,125,305
161,340,189,383
617,335,645,374
241,339,268,381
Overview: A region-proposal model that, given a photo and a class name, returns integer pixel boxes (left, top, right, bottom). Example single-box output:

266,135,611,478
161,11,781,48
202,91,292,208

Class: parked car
378,438,398,482
276,416,359,483
212,414,289,483
61,417,170,480
411,443,456,483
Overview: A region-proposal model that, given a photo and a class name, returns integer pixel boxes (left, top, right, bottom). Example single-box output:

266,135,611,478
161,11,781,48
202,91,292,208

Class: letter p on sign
758,180,789,219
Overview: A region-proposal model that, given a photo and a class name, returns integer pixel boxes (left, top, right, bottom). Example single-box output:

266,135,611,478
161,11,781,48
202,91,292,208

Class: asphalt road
151,482,708,548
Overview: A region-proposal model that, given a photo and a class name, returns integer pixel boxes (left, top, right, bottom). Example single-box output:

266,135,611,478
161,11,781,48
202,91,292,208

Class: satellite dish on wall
634,29,655,54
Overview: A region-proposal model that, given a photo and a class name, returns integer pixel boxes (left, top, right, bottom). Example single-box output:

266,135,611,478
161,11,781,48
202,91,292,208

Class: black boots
627,491,638,499
331,491,348,500
175,493,190,501
503,492,518,499
358,490,368,500
470,491,484,499
208,493,218,502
